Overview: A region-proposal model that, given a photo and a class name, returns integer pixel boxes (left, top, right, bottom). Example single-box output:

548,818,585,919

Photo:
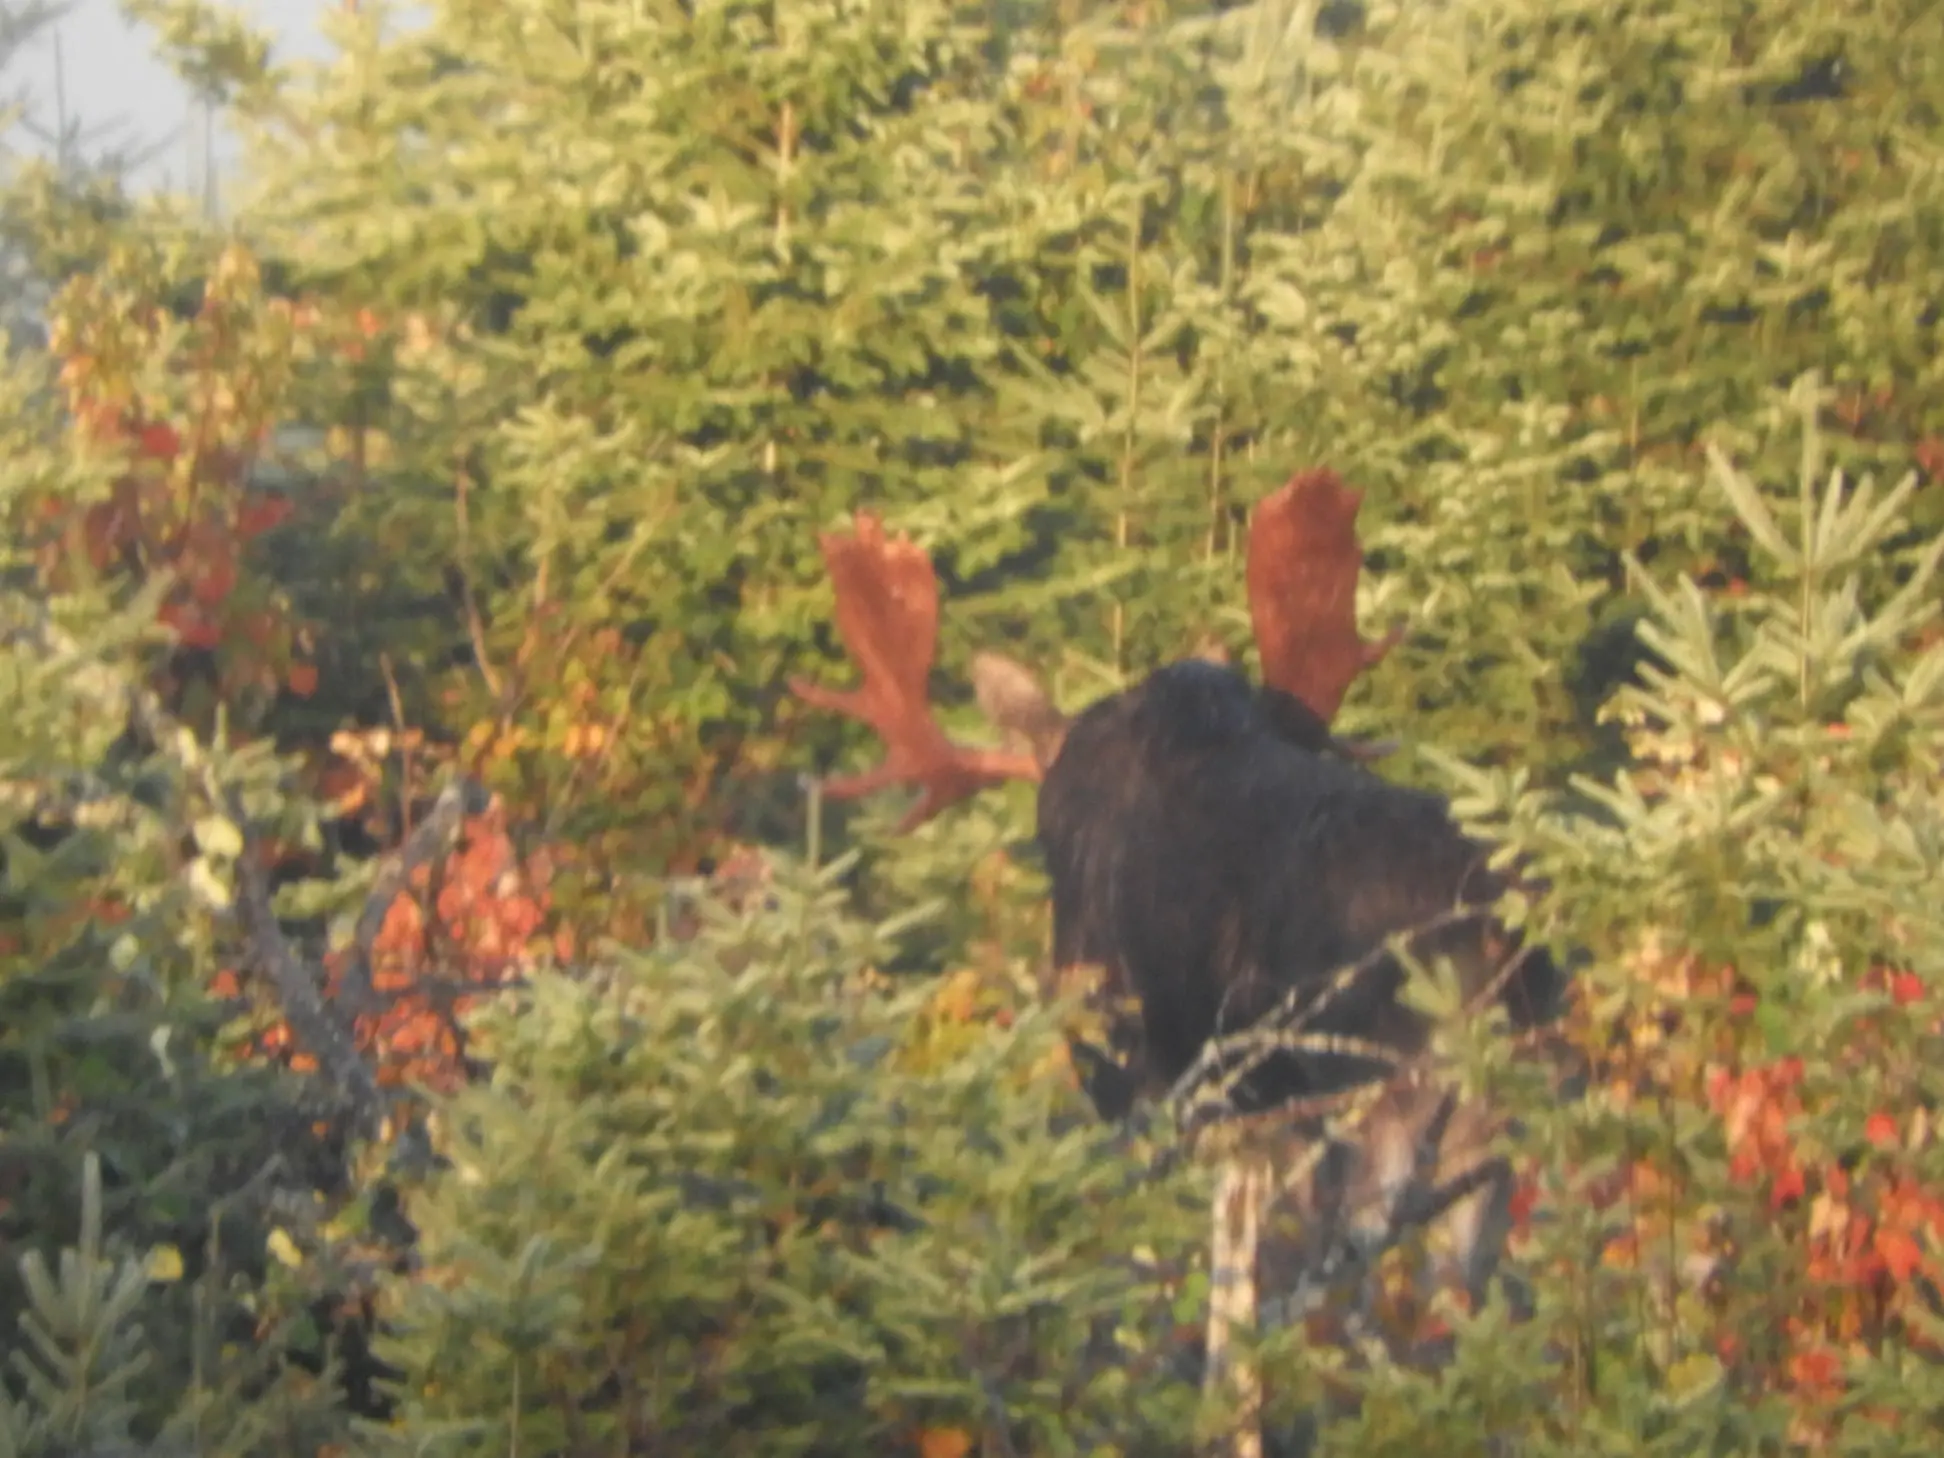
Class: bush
0,329,356,1446
1318,383,1944,1453
361,849,1213,1456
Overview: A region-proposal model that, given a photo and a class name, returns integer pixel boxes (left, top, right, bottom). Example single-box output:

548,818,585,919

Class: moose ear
970,651,1070,771
1257,684,1400,764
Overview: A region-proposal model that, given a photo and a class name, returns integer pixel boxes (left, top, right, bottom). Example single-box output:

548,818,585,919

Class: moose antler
790,512,1042,829
1247,470,1406,724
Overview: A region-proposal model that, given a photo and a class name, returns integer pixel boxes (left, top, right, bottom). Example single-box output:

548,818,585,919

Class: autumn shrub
1299,383,1944,1454
0,132,474,1443
0,292,358,1444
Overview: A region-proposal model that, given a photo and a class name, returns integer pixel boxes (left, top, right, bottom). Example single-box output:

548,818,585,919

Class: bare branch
335,775,491,1020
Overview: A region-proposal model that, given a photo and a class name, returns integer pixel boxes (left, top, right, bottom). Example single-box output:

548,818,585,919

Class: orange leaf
1866,1111,1900,1150
1875,1226,1926,1284
1915,436,1944,482
932,969,983,1024
287,661,319,698
916,1427,973,1458
1787,1344,1842,1397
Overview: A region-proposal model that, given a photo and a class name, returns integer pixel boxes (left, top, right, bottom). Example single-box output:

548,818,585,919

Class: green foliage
0,1154,344,1458
94,0,1938,891
1342,384,1944,1453
0,313,352,1442
365,852,1211,1455
8,0,1944,1449
1244,0,1944,770
99,0,1415,887
228,0,1088,863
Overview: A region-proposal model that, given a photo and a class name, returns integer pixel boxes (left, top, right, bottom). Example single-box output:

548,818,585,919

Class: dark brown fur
1036,658,1563,1119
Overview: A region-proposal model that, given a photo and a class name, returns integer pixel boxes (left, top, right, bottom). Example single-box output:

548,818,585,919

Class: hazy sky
12,0,340,198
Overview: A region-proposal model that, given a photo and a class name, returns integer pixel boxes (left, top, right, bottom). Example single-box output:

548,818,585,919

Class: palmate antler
788,513,1041,830
1246,469,1405,724
792,472,1404,827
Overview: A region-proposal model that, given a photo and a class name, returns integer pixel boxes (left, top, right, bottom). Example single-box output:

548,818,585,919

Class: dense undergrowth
5,0,1944,1453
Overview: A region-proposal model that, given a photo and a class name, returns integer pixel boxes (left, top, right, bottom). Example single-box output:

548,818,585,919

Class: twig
378,649,414,841
1168,907,1539,1131
540,644,648,845
977,1372,1023,1458
496,495,674,765
452,461,504,701
529,495,672,679
226,800,386,1139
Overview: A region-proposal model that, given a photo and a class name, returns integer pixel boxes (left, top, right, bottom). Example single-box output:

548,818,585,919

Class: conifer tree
0,330,354,1445
360,854,1213,1455
1233,0,1944,770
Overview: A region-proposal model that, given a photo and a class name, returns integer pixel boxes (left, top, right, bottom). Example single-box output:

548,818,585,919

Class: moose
790,469,1570,1326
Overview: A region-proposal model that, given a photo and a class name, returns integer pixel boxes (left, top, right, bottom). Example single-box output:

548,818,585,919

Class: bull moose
790,469,1570,1321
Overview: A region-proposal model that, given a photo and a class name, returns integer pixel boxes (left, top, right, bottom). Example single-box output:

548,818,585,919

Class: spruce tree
360,853,1212,1455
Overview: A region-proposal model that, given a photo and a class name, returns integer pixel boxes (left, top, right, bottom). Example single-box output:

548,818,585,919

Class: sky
10,0,339,203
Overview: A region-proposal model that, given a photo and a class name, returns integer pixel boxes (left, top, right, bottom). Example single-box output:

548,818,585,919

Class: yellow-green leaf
146,1244,185,1283
267,1227,304,1269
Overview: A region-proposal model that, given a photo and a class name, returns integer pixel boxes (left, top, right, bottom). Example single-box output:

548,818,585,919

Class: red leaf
159,601,221,650
136,422,181,460
236,496,294,538
189,553,238,606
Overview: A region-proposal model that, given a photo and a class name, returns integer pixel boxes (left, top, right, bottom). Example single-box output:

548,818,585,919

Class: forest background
4,0,1944,1453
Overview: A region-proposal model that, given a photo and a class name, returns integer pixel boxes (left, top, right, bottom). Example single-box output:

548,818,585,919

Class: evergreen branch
0,603,391,1140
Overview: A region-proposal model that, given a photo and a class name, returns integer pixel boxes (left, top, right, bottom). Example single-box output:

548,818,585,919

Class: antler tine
790,512,1042,830
1246,469,1406,725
